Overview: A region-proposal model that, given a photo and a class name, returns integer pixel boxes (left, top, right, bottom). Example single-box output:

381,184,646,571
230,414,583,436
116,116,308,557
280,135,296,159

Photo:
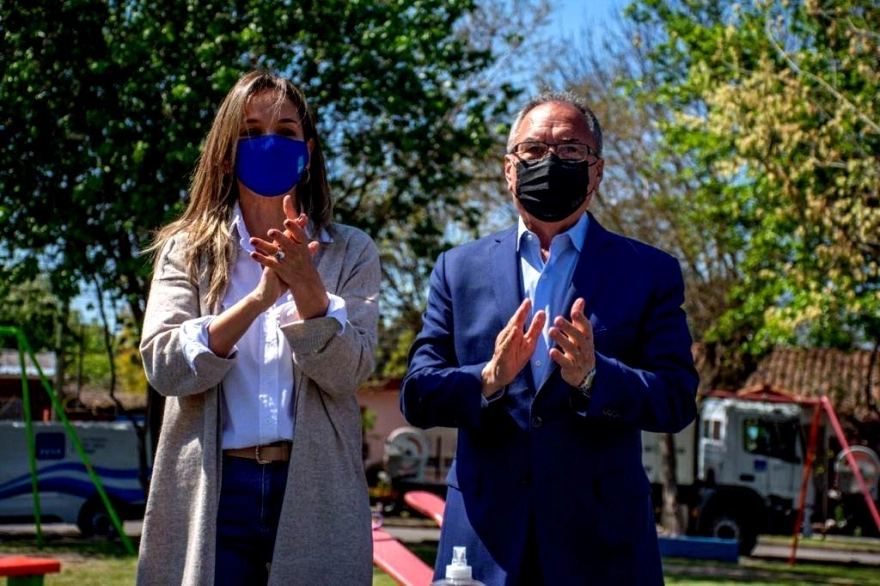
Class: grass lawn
1,534,878,585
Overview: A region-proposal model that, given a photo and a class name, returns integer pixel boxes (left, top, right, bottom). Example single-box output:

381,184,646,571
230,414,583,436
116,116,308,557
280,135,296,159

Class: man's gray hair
507,90,603,155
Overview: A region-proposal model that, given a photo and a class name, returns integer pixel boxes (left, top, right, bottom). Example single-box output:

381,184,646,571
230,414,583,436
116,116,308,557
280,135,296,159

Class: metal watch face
579,368,595,394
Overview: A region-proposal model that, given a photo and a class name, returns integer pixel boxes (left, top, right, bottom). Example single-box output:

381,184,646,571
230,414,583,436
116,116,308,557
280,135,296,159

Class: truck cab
643,395,814,554
695,397,808,553
700,397,804,502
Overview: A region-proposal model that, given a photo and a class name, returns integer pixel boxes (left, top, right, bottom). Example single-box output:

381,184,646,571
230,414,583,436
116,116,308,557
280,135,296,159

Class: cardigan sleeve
139,236,236,397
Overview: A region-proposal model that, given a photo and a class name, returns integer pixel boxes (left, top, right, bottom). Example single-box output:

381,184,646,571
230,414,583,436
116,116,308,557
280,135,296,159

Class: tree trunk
53,301,68,420
660,432,686,535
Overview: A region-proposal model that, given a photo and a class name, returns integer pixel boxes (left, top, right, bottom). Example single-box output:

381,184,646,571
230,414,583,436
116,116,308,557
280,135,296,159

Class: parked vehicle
369,425,447,515
0,419,148,536
643,392,880,554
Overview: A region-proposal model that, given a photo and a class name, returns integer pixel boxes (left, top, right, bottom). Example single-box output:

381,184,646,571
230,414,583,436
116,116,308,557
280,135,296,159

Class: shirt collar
230,202,332,252
516,212,589,253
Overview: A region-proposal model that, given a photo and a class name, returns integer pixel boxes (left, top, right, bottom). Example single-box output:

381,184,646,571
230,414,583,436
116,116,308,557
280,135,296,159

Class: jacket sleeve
139,237,236,397
577,252,699,433
280,229,380,398
400,250,487,430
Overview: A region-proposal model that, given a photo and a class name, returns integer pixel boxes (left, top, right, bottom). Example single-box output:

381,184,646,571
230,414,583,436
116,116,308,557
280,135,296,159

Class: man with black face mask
401,91,699,585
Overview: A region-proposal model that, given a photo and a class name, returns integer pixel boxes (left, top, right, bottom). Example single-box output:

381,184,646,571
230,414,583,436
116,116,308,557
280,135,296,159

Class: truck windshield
743,418,800,463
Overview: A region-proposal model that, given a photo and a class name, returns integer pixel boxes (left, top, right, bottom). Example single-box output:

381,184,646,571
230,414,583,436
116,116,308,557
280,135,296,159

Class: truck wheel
77,498,118,538
707,512,756,555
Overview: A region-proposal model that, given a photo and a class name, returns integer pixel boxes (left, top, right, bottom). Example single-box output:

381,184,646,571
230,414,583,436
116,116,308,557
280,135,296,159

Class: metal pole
789,401,821,565
821,396,880,533
9,327,45,548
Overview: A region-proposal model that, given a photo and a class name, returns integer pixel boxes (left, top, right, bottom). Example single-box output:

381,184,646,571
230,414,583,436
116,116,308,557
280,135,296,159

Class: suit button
531,416,542,428
523,473,532,487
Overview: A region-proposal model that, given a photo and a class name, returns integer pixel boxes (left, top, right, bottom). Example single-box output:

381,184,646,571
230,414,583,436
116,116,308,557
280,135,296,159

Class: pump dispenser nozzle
431,546,486,585
446,547,472,580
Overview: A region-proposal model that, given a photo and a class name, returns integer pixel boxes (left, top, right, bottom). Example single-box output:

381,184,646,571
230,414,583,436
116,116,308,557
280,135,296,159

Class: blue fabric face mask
234,135,309,197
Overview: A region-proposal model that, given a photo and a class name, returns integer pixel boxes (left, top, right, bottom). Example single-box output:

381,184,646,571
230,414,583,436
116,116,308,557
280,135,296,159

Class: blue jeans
215,455,289,586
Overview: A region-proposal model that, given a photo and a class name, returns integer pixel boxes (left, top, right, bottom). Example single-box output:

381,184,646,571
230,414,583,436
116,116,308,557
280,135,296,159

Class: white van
0,419,148,536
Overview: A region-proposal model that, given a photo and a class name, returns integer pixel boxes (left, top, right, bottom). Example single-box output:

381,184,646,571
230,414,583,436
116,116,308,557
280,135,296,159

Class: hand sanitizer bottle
430,546,486,586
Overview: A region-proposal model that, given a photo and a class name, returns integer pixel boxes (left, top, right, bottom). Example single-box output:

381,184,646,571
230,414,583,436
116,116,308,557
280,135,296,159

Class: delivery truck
0,419,148,536
642,391,880,554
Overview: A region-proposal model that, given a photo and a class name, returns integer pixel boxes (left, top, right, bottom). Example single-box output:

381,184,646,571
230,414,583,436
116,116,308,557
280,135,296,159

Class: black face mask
514,153,592,222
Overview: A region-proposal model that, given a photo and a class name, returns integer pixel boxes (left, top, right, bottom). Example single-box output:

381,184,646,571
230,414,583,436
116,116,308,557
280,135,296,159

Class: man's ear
591,158,605,191
504,155,517,193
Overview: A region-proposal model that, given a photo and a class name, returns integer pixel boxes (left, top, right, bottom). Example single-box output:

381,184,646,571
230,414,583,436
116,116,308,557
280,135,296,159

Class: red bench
372,491,449,585
0,556,61,586
372,528,435,586
404,490,446,527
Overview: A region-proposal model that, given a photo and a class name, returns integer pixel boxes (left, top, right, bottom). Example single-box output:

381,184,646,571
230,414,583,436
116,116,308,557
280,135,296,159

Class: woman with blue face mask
137,71,380,586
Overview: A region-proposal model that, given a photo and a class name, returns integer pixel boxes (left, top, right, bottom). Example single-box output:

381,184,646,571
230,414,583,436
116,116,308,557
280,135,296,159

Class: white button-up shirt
179,204,346,449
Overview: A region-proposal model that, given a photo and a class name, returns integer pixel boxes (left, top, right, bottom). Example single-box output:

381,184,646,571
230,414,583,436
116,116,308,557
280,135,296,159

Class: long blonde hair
144,71,333,308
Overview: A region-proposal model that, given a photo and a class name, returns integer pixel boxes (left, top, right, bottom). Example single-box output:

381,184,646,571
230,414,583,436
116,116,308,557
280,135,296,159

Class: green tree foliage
0,0,546,366
74,322,116,391
0,276,124,399
624,0,879,385
114,315,147,397
547,6,750,390
0,276,59,351
66,313,146,398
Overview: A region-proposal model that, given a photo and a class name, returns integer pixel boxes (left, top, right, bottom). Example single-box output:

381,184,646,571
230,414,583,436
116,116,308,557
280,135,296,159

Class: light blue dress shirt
517,212,588,390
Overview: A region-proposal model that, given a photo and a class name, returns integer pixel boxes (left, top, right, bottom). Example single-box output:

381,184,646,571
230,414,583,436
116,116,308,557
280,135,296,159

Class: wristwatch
577,367,596,398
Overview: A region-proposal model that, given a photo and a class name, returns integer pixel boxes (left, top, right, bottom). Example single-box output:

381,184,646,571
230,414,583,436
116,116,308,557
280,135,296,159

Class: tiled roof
745,347,880,418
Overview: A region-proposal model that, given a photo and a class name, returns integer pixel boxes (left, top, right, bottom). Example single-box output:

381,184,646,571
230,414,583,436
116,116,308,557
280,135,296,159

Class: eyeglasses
510,141,599,163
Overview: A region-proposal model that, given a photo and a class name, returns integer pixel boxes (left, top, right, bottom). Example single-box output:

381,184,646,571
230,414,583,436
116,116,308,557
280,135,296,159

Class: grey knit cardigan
136,222,379,585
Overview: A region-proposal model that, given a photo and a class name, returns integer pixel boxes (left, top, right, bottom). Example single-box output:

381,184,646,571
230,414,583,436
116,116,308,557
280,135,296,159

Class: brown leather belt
224,441,292,464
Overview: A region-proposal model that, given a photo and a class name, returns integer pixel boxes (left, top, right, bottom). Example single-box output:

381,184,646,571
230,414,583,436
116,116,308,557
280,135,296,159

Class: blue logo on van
35,432,66,460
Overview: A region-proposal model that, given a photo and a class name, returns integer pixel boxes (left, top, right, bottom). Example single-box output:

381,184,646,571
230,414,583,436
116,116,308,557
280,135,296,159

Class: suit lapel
490,226,523,329
490,227,539,394
563,212,615,318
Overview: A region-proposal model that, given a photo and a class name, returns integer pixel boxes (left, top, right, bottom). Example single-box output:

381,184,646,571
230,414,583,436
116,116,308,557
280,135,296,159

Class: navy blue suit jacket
401,214,699,585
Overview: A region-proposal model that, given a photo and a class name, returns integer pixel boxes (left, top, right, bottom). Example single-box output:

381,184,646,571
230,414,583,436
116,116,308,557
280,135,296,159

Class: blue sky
549,0,625,37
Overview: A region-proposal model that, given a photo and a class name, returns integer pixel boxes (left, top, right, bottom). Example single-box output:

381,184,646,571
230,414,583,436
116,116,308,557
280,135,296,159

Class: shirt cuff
277,292,347,333
480,386,507,408
180,316,237,371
